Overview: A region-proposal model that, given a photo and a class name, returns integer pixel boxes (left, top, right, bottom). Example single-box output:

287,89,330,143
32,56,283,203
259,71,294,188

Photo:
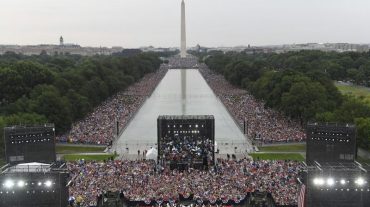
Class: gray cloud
0,0,369,47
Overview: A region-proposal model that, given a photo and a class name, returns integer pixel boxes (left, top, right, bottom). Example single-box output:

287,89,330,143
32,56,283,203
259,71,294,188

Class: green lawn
250,153,305,161
56,145,106,154
356,156,370,165
335,83,370,104
0,159,5,167
259,144,306,152
62,154,117,161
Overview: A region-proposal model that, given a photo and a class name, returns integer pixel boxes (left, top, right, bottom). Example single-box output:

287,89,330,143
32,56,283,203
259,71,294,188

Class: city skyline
1,0,370,47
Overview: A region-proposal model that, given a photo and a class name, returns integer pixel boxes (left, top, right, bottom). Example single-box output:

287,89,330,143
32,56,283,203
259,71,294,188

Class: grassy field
356,156,370,165
62,154,116,161
335,82,370,104
56,145,106,154
0,159,5,167
250,153,305,161
258,144,306,152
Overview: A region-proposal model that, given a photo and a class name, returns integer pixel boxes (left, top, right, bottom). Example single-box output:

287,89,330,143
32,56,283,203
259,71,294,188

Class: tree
338,56,354,70
224,60,258,87
354,57,368,68
359,62,370,86
0,67,26,105
29,85,72,133
204,53,232,74
252,71,277,101
53,77,72,95
12,61,55,90
315,111,336,122
201,50,370,148
4,113,48,125
322,61,345,80
79,78,109,106
0,52,162,137
66,90,91,120
281,80,327,123
355,118,370,150
332,96,370,123
346,68,359,81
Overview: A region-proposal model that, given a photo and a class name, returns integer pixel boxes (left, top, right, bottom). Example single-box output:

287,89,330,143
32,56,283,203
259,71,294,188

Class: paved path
253,151,306,157
258,142,306,147
56,143,106,148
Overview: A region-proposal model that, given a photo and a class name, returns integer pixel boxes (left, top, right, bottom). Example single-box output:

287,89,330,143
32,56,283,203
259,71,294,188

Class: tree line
202,50,370,150
0,51,163,161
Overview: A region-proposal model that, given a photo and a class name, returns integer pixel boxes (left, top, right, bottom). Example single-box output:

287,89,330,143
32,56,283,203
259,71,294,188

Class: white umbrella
145,148,158,161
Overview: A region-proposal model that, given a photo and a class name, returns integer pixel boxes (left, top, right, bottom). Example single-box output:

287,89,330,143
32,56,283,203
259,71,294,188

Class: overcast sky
0,0,369,48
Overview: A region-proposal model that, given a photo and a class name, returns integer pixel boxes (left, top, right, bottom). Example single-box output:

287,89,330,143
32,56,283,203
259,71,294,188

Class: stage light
4,180,14,189
44,180,52,187
355,177,366,186
327,178,335,186
17,180,25,188
313,177,325,186
340,179,346,185
37,182,42,186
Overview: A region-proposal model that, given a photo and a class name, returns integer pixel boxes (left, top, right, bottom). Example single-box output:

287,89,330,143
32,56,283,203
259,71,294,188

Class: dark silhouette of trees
0,52,163,161
203,50,370,150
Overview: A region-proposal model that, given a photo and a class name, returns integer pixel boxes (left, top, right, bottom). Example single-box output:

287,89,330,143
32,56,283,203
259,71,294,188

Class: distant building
195,44,201,52
0,36,124,56
244,47,265,54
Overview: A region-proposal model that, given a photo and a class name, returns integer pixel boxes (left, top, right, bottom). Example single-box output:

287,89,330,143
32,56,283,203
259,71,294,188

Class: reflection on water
115,69,252,155
181,69,186,114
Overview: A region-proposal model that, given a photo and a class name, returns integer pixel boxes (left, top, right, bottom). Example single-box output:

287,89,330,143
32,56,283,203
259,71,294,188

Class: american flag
298,184,306,207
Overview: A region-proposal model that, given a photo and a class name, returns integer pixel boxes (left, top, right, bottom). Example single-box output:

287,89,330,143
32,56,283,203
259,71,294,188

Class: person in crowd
199,67,306,144
67,159,303,207
56,68,167,145
160,135,214,166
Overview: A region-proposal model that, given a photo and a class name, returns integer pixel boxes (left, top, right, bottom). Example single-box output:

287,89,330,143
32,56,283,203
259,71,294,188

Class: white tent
145,148,158,161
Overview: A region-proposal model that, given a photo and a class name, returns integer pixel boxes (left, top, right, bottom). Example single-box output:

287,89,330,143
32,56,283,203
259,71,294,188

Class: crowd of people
199,67,306,143
57,68,168,145
167,56,200,69
67,159,303,207
160,135,214,165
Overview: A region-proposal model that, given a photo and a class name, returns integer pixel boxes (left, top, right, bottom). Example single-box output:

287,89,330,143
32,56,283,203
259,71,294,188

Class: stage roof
2,162,51,173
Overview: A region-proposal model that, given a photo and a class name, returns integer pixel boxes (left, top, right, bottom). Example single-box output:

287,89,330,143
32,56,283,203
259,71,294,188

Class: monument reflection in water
115,69,252,156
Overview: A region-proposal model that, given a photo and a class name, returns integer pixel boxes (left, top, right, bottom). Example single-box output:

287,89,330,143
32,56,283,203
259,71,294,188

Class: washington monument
180,0,187,58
